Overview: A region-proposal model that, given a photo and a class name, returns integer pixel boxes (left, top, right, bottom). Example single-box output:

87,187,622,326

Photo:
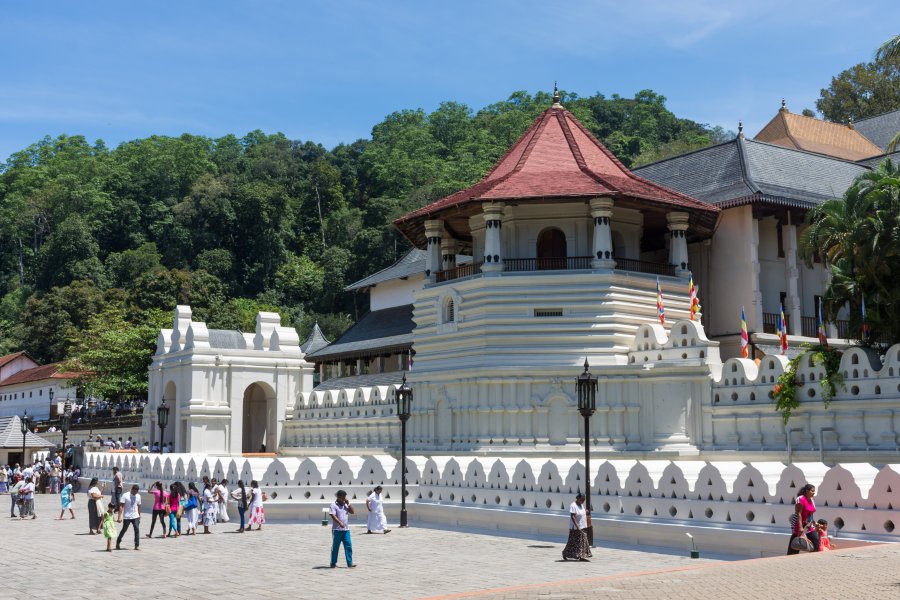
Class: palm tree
800,159,900,343
876,35,900,151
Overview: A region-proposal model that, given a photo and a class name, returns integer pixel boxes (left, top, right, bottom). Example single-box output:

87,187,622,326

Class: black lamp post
157,399,170,455
20,410,31,465
60,396,72,469
575,358,598,546
395,374,413,528
86,395,98,440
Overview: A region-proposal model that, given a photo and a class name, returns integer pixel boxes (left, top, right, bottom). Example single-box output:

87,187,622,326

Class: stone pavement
424,543,900,600
1,494,729,599
2,495,895,599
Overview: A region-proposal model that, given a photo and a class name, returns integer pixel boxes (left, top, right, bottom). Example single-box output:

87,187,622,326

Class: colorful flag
778,303,788,355
656,278,665,325
861,293,871,341
689,273,700,321
817,297,828,347
740,306,749,358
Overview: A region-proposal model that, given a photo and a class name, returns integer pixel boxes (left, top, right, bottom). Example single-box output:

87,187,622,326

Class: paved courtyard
1,494,897,599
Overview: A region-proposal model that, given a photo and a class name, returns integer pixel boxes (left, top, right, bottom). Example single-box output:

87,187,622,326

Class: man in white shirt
116,484,141,550
139,442,149,453
217,479,230,523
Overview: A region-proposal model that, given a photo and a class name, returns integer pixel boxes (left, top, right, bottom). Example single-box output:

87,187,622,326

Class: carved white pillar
481,203,504,273
667,212,690,277
424,219,443,281
441,238,457,271
750,216,764,330
590,197,616,268
783,219,802,335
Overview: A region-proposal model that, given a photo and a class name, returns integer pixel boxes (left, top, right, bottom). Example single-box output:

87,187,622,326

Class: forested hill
0,89,730,396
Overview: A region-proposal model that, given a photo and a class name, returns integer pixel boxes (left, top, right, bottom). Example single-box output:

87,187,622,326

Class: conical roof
300,322,331,355
395,103,719,247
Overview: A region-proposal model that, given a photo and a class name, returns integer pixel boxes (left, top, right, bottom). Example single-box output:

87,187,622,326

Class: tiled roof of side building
855,150,900,169
312,371,406,392
305,304,414,362
0,416,54,448
635,137,870,208
755,108,883,161
0,363,81,388
0,351,30,370
344,249,427,291
854,109,900,151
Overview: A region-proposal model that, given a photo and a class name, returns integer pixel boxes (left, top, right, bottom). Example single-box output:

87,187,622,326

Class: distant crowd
1,453,81,519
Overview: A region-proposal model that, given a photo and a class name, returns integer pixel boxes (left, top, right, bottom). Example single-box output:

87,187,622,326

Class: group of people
85,436,170,452
85,468,267,551
1,457,80,496
2,457,82,521
787,484,834,553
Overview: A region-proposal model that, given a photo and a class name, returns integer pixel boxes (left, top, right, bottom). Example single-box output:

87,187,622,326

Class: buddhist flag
656,278,665,324
778,303,788,355
861,293,871,341
740,306,749,358
689,273,700,321
817,297,828,347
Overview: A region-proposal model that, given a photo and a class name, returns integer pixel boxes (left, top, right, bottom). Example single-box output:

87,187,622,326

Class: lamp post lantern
157,399,170,455
60,396,72,469
20,410,31,466
575,358,598,546
395,374,413,527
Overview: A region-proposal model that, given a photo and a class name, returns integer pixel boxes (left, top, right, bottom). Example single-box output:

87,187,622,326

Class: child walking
816,519,835,551
101,504,118,552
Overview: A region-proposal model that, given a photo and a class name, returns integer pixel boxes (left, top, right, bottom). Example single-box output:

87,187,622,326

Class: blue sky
1,1,897,161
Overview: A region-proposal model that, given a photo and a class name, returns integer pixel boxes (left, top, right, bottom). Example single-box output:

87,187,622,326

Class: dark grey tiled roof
208,329,246,350
635,138,869,209
0,416,54,449
856,151,900,169
345,249,426,291
305,304,414,361
854,110,900,151
312,371,405,392
301,323,331,355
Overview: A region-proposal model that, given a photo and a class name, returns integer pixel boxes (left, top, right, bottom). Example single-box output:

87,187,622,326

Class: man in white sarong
366,485,390,534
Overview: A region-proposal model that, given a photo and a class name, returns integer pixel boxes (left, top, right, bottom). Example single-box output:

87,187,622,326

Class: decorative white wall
76,450,900,557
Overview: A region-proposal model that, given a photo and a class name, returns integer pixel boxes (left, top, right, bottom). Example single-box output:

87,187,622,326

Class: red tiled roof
0,351,29,370
0,363,81,388
395,105,719,231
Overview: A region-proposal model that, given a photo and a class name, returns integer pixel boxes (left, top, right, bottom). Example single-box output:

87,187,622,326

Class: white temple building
128,95,900,554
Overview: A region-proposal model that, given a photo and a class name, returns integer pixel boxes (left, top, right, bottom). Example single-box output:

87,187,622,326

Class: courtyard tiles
1,495,735,599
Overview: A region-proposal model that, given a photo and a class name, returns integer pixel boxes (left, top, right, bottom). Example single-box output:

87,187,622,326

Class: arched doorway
537,228,567,270
242,383,276,453
547,398,569,445
435,400,452,446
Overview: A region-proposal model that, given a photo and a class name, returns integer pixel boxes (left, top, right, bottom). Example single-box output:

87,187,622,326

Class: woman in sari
562,493,591,561
87,478,103,534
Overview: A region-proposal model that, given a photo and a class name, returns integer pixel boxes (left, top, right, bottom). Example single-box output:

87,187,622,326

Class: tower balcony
433,255,676,285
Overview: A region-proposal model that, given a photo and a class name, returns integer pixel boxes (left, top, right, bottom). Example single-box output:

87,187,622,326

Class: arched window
536,228,567,270
443,298,456,323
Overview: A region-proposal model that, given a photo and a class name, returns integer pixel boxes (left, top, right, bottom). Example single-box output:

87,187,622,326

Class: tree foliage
816,56,900,123
799,159,900,344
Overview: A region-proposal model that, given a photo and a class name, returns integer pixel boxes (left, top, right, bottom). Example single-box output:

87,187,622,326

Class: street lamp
86,395,98,440
157,399,170,455
575,358,598,546
20,410,31,466
395,374,413,528
59,396,72,469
